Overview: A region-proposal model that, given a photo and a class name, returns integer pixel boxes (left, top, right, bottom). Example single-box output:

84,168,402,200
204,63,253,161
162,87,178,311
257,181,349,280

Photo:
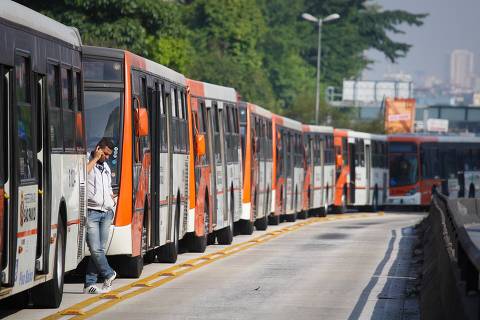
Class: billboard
342,80,413,104
426,118,449,132
384,98,416,134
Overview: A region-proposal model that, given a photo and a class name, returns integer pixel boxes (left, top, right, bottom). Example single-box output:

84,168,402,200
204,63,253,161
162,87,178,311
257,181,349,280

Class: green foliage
19,0,425,133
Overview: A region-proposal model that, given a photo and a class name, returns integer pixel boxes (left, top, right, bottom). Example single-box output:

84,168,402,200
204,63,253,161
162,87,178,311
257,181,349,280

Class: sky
362,0,480,84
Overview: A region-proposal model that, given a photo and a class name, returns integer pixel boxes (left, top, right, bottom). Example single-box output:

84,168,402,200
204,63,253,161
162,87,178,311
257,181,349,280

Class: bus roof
370,134,387,142
83,47,186,86
1,0,82,47
302,124,334,134
249,103,273,119
348,130,371,140
187,79,237,103
388,134,480,144
128,51,186,86
273,114,302,131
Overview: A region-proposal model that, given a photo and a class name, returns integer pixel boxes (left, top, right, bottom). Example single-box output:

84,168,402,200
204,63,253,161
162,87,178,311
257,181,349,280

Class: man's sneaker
102,271,117,291
84,285,107,294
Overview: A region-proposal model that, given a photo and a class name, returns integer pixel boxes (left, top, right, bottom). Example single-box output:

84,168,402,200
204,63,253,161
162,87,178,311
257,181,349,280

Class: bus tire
285,212,297,222
31,217,65,308
255,215,268,231
207,232,216,245
319,203,328,217
268,214,280,225
188,198,208,253
120,254,143,278
237,219,254,235
216,226,233,245
142,200,156,264
217,193,234,245
157,200,180,263
297,210,308,219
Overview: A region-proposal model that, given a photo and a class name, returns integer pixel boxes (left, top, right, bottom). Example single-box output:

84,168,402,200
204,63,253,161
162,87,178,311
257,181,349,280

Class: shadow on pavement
347,225,419,320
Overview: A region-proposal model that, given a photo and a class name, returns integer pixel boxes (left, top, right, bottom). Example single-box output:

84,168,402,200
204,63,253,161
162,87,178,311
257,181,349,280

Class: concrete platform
1,212,424,320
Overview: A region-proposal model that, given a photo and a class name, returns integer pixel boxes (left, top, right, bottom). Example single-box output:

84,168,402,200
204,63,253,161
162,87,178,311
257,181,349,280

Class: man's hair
97,137,114,150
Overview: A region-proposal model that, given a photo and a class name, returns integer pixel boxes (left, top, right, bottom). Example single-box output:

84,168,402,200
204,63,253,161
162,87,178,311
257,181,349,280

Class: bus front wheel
31,217,65,307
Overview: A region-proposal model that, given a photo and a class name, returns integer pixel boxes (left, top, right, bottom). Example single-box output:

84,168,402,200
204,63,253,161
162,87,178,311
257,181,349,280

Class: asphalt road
1,211,425,320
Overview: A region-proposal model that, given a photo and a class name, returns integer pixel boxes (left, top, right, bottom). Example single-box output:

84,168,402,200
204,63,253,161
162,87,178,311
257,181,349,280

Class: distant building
450,49,474,91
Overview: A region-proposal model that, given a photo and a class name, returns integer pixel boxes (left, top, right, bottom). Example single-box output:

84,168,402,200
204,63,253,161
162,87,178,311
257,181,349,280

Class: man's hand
94,146,104,161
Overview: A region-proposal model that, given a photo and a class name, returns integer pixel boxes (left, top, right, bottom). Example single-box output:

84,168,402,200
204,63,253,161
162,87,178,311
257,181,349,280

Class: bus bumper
387,192,421,205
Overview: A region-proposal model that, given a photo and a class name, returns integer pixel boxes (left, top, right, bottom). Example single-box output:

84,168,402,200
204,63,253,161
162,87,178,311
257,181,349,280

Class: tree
18,0,191,72
183,0,276,107
19,0,426,133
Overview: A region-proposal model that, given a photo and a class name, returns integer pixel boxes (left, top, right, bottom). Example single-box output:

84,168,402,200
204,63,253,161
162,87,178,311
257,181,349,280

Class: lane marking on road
43,212,383,320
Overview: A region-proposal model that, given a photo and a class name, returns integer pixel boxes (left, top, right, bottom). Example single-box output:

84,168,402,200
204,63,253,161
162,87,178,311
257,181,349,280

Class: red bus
387,134,480,206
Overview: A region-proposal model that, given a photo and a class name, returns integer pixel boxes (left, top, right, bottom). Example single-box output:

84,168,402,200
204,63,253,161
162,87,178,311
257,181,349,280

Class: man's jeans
85,209,115,287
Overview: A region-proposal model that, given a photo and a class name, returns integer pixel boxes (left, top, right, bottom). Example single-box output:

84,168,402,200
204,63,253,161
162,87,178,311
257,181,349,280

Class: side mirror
196,134,206,157
336,154,343,167
135,107,149,137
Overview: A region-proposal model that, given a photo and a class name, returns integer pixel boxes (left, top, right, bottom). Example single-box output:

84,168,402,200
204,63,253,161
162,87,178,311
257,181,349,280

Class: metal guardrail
428,192,480,319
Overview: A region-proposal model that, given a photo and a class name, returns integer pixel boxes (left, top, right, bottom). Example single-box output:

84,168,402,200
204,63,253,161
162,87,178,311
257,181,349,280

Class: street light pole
302,13,340,125
315,20,322,125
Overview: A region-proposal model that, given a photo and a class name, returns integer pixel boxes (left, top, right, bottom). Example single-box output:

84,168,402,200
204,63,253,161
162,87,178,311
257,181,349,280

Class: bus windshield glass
389,153,418,187
84,91,122,186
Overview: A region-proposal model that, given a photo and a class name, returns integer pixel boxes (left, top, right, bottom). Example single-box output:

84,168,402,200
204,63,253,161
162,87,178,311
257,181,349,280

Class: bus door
348,139,356,204
0,65,10,288
250,115,257,214
5,55,40,289
148,80,160,247
365,143,371,203
206,101,222,228
319,136,325,207
218,104,228,224
132,74,152,252
307,135,315,207
34,70,52,275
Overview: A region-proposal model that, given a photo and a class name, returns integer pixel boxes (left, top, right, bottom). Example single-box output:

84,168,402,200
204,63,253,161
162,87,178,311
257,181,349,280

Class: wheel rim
56,227,64,287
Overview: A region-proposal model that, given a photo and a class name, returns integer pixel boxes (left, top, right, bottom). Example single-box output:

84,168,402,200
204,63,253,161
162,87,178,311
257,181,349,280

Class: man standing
84,138,117,294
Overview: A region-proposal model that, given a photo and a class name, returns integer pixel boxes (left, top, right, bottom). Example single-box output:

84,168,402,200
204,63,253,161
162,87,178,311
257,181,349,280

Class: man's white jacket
87,161,115,212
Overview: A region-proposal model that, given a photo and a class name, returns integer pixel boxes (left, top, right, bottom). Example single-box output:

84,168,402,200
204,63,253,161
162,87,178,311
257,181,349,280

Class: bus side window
62,67,75,150
74,71,85,152
15,54,36,182
47,63,63,151
0,66,9,185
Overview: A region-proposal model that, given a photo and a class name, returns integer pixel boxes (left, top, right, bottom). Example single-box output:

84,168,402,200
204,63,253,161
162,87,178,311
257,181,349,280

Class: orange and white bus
239,103,273,232
187,79,242,245
272,115,304,223
387,134,480,206
0,1,86,307
302,125,335,217
334,130,388,212
83,46,193,277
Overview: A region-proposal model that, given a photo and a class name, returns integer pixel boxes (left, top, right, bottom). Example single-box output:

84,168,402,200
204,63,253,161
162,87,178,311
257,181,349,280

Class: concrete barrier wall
420,195,480,320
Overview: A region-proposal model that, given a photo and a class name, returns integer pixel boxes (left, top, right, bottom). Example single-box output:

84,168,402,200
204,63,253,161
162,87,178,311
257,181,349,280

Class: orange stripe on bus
17,229,37,238
67,219,80,226
115,52,134,227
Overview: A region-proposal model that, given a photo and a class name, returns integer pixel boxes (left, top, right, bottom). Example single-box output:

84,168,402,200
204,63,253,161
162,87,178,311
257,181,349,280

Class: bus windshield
389,153,418,187
84,90,122,186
